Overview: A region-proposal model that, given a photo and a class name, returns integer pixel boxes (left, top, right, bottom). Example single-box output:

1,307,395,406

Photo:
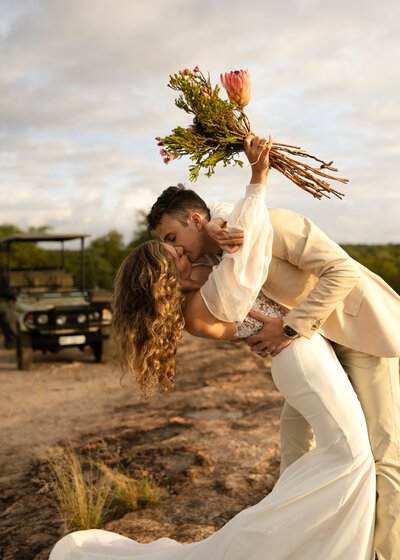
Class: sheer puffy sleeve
200,184,272,322
209,201,234,222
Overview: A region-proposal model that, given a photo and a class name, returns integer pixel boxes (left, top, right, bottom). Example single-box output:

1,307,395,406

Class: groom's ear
189,212,205,232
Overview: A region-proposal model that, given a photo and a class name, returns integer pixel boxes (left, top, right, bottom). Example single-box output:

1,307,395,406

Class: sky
1,0,399,244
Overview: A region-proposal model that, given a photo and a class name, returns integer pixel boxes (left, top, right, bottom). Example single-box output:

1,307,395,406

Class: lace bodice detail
235,292,286,339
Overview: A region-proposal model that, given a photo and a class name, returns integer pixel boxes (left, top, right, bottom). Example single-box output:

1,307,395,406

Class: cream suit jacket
206,204,400,358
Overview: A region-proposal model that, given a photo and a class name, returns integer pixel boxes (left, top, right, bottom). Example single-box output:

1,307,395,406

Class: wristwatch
282,323,301,340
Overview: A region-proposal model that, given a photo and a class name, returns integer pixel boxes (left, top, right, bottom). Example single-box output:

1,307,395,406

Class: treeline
1,222,399,294
0,214,152,291
341,244,400,295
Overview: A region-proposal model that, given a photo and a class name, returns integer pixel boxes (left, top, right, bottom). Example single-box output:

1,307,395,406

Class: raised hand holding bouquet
156,66,348,199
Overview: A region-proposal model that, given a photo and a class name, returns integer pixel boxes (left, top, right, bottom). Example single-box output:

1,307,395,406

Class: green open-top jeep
0,233,113,369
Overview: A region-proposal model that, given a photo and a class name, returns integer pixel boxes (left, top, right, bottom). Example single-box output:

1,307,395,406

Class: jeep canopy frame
0,234,90,291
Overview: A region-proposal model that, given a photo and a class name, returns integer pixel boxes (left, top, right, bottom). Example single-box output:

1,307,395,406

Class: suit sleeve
271,209,361,338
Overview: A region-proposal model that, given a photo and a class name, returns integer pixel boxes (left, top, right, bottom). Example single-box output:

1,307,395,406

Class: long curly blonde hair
113,240,185,396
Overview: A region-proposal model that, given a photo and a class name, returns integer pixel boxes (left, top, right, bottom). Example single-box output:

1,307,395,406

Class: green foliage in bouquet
157,67,349,200
157,68,249,181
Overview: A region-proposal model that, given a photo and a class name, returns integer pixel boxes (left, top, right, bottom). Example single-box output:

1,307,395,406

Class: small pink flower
163,157,170,165
220,69,251,107
201,86,209,98
187,124,195,132
193,65,200,73
160,148,167,156
182,68,191,76
157,141,164,146
155,136,161,141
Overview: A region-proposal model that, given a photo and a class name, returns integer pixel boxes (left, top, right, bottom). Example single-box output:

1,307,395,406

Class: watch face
284,325,298,338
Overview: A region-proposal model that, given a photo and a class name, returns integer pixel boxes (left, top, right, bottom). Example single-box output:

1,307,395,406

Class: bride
50,135,375,560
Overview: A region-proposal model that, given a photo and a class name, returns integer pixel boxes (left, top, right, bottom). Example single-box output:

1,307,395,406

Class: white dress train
50,296,375,560
50,183,375,559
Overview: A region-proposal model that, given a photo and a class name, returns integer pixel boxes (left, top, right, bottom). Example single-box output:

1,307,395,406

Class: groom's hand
240,313,292,357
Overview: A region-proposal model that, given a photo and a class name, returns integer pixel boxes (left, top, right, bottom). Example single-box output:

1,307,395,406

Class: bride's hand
244,134,273,185
205,218,244,254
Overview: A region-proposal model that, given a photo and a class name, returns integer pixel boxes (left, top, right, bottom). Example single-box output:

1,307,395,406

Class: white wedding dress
50,185,376,560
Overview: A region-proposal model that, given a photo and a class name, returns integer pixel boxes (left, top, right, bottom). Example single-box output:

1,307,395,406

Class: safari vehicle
0,233,113,370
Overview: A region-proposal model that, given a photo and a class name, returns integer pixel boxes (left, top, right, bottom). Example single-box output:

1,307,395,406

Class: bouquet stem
157,68,348,199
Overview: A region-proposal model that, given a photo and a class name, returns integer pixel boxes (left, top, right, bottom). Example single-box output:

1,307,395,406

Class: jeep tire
16,329,34,370
3,324,16,349
91,335,112,364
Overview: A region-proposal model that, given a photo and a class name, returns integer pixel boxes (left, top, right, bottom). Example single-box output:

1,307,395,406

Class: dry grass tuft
46,446,161,532
98,461,161,509
135,471,161,507
97,461,138,510
47,447,113,531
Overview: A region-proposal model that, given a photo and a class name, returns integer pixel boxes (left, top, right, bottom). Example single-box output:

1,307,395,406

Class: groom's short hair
147,184,210,235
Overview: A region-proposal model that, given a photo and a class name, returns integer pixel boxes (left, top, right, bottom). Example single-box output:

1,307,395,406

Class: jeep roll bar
0,234,90,290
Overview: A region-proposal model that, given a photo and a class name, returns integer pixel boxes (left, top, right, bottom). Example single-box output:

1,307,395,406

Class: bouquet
156,66,348,200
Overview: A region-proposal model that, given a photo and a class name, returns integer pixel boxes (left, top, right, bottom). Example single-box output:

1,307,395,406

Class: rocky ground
0,333,282,560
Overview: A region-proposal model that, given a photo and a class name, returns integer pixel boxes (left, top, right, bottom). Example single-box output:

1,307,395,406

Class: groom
146,136,400,560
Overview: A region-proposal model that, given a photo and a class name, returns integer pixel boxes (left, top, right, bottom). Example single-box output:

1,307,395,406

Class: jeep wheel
91,337,113,363
16,330,34,370
3,325,16,349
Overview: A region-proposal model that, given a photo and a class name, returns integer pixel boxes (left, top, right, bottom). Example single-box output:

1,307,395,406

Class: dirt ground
0,338,137,478
0,333,282,560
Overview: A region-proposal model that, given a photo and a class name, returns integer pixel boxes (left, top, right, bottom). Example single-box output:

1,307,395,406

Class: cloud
0,0,399,243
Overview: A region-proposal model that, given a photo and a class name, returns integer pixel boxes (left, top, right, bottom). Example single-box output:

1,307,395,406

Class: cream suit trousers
279,345,400,560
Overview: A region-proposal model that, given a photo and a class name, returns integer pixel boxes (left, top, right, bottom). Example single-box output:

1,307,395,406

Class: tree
2,222,398,295
126,210,159,250
341,244,400,294
0,223,58,270
86,230,126,289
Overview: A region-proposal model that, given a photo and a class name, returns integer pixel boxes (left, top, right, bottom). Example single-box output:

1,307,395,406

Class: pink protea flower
220,69,251,107
201,86,209,98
